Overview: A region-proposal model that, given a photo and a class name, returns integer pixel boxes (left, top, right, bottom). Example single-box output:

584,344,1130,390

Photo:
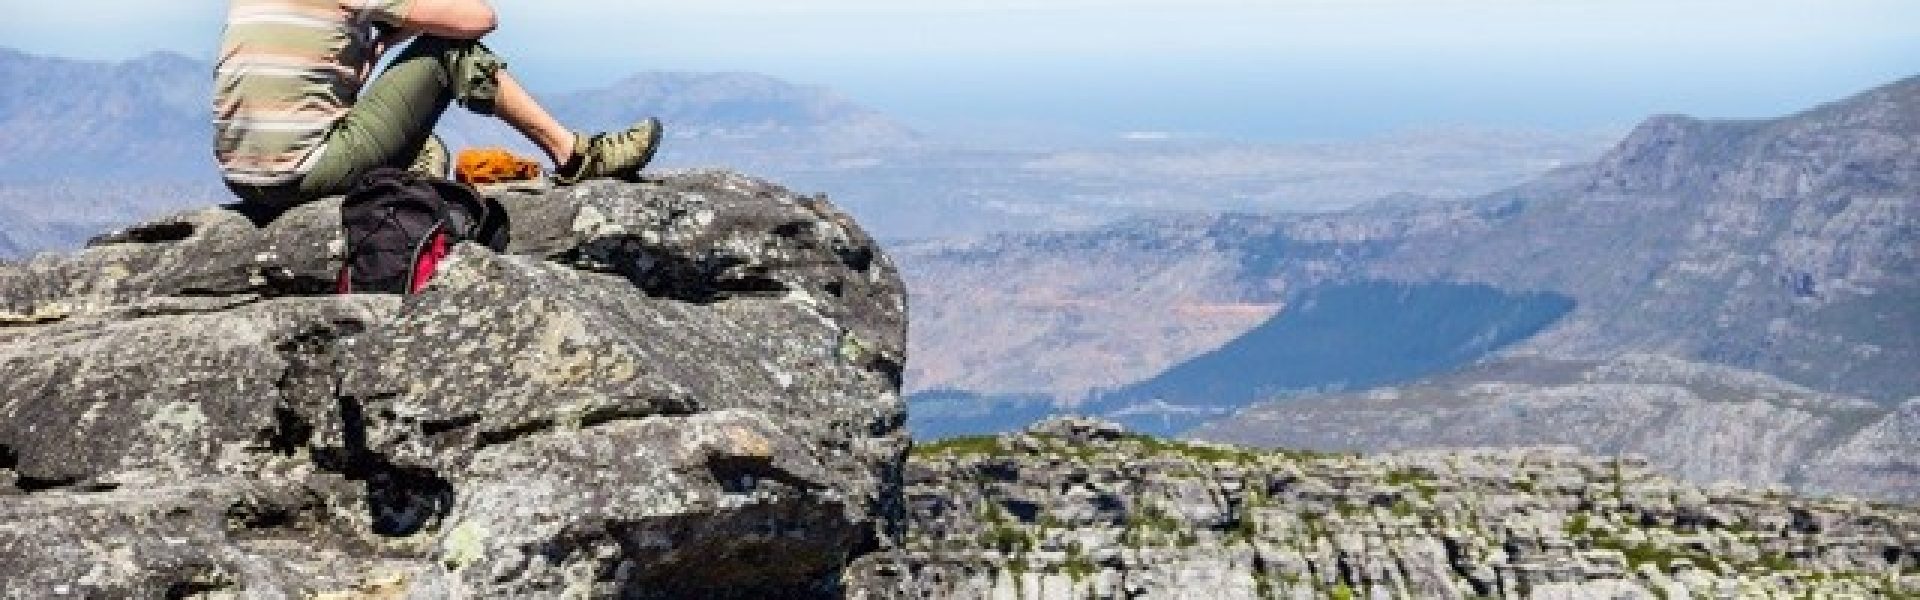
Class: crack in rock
0,172,909,596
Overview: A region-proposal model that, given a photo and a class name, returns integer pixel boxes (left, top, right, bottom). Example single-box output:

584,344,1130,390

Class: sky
4,0,1917,140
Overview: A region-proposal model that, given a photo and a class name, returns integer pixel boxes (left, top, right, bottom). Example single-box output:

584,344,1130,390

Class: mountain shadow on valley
1088,281,1575,436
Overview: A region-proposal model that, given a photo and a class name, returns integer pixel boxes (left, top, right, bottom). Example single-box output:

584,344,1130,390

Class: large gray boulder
0,172,908,598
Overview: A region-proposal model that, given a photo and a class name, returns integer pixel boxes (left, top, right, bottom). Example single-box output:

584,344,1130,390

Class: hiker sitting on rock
214,0,662,209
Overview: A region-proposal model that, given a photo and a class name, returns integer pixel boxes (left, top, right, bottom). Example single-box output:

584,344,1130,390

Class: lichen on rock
848,418,1920,599
0,172,908,598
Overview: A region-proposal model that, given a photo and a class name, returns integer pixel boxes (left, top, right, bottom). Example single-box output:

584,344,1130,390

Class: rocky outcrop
1803,398,1920,502
1194,355,1920,502
851,418,1920,599
0,172,908,597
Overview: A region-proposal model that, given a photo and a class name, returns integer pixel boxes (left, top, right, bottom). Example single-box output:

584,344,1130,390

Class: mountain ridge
0,46,1620,252
0,48,211,181
1166,75,1919,498
0,48,929,259
902,74,1917,494
1381,74,1920,401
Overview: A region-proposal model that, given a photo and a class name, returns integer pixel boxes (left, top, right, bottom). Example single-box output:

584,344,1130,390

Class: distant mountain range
0,47,1613,259
435,70,925,171
903,75,1919,498
0,48,928,258
0,49,211,182
912,74,1918,402
0,48,917,181
1187,75,1920,499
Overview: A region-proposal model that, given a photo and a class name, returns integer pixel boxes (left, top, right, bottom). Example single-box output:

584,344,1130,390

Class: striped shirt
213,0,415,186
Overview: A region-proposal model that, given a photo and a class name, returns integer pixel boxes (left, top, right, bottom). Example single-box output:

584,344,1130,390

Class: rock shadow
572,235,792,305
318,395,455,538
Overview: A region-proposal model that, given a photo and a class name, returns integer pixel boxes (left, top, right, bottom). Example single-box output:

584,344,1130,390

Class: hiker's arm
397,0,497,40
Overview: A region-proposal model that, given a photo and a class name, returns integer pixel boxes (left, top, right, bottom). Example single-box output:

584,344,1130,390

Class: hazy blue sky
5,0,1917,139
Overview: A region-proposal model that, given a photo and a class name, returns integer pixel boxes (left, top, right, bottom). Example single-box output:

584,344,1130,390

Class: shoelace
601,122,655,150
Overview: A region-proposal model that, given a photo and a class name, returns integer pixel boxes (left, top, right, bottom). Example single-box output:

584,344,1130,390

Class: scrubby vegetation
895,418,1920,598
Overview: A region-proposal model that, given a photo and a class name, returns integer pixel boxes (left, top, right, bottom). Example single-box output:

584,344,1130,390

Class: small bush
1564,513,1591,537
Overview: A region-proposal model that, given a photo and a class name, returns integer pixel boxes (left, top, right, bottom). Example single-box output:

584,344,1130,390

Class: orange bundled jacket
455,148,543,185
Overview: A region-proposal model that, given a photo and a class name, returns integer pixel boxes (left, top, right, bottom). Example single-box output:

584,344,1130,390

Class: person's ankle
555,131,588,178
547,132,574,164
557,154,584,179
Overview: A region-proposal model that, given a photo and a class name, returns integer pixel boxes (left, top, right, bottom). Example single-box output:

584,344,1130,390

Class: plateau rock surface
1195,355,1917,502
852,418,1920,599
0,173,909,598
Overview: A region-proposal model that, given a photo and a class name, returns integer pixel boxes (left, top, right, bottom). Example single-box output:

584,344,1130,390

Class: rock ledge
852,419,1920,598
0,172,908,598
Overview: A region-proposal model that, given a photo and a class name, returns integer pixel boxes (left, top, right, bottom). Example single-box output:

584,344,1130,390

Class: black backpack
337,168,508,294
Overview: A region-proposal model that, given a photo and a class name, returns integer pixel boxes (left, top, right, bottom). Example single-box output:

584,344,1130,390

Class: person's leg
488,69,662,181
296,36,475,199
494,70,576,166
294,35,659,200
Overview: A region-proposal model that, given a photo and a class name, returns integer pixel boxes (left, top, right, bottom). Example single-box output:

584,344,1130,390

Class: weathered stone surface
851,419,1920,599
1803,398,1920,502
1196,354,1918,502
0,171,908,597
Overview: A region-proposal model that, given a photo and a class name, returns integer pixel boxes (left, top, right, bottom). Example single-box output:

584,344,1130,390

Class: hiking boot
555,117,663,185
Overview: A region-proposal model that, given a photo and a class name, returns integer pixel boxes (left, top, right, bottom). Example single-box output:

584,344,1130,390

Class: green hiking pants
226,36,505,209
